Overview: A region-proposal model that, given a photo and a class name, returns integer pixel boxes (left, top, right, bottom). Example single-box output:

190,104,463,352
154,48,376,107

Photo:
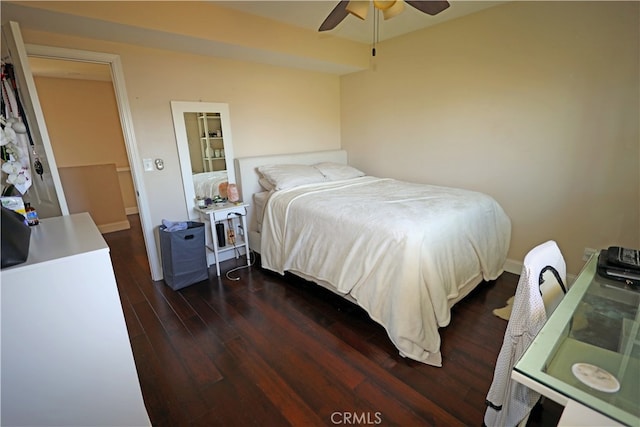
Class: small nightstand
196,202,250,276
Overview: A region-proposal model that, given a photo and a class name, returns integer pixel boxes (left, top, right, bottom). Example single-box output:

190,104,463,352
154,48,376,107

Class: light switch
143,158,154,172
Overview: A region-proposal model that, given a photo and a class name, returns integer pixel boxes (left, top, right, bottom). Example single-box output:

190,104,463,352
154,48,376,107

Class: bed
235,150,511,366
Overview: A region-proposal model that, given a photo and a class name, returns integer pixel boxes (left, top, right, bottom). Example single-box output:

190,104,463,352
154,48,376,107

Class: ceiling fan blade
319,1,351,31
405,0,450,16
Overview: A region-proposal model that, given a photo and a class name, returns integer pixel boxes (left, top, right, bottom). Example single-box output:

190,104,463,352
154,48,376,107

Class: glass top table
514,252,639,426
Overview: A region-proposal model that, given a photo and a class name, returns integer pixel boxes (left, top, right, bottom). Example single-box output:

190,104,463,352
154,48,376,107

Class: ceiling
215,1,504,44
4,1,504,78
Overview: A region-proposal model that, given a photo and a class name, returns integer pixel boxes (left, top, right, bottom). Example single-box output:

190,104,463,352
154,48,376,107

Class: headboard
234,149,348,251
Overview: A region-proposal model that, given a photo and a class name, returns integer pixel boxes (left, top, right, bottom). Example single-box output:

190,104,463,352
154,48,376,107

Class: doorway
24,44,161,280
30,57,138,233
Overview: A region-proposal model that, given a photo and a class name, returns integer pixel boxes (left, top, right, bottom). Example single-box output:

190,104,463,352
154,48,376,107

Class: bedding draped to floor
260,177,511,366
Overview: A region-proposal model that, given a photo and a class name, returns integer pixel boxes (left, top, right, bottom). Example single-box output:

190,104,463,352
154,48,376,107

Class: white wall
17,29,342,276
7,1,639,277
341,1,640,275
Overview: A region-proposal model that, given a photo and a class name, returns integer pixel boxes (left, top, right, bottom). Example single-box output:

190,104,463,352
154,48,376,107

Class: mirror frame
170,101,235,219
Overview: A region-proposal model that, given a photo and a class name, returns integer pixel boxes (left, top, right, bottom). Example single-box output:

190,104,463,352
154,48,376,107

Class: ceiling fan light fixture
382,0,404,20
373,0,397,10
346,1,369,20
373,0,396,11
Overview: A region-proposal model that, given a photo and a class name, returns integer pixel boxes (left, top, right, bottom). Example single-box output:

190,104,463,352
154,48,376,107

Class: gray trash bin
159,221,208,290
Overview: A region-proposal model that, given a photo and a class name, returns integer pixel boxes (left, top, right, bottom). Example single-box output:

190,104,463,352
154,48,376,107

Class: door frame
26,44,161,280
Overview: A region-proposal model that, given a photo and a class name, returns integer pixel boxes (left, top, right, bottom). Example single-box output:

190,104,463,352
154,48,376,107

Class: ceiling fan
318,0,451,32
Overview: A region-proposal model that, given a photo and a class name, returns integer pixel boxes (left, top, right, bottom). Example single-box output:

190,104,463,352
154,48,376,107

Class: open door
1,21,67,217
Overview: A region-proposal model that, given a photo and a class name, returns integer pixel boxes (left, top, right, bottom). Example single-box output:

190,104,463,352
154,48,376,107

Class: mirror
170,101,235,219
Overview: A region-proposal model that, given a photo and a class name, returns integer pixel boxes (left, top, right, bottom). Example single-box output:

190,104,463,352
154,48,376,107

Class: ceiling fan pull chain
372,8,379,56
377,8,380,54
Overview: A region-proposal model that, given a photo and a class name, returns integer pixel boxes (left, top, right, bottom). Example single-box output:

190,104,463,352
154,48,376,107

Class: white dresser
1,213,150,426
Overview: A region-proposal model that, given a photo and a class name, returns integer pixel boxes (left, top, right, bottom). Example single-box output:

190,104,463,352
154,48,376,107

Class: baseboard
98,219,131,234
125,206,139,215
504,258,522,275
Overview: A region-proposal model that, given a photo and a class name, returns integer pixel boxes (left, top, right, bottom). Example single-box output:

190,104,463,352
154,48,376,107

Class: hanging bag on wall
1,206,31,268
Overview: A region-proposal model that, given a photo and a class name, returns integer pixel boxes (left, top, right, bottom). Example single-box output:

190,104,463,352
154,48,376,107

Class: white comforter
260,176,511,366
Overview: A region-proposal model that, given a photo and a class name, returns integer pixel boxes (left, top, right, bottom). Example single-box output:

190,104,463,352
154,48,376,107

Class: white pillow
258,177,275,192
314,162,365,181
257,164,327,190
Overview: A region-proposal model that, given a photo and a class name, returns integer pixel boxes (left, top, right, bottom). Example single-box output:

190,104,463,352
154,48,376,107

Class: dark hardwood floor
104,215,562,426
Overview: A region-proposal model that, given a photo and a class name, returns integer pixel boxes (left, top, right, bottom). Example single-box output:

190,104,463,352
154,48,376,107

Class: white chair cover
484,240,566,427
